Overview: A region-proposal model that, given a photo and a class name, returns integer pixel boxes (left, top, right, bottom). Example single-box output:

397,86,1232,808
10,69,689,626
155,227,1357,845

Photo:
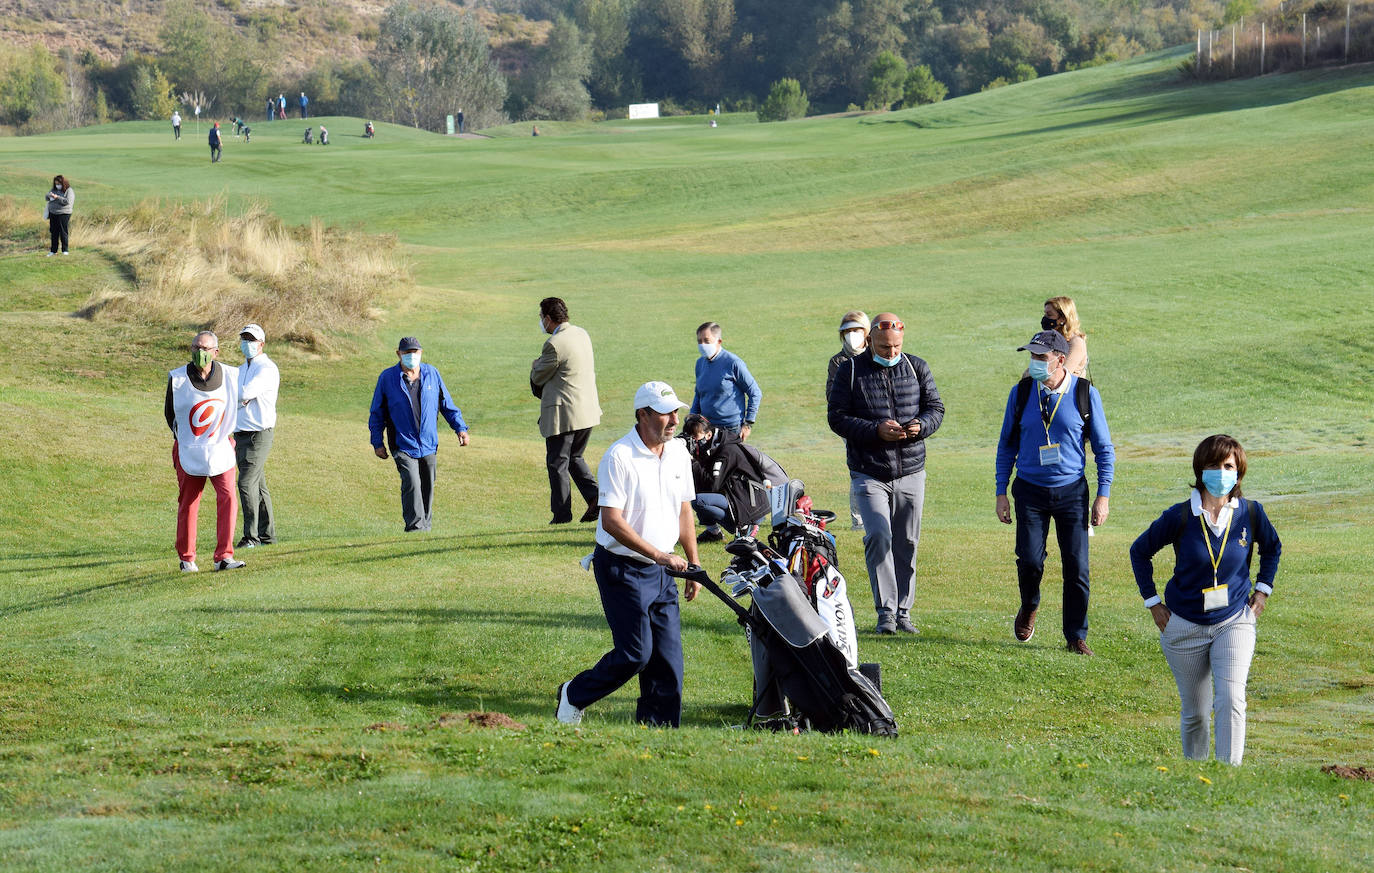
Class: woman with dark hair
45,174,73,256
1129,434,1282,765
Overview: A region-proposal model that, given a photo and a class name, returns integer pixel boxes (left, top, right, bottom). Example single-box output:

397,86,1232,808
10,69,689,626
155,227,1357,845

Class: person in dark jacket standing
827,309,870,531
208,122,223,162
45,174,73,256
827,313,944,635
1129,434,1280,765
368,337,471,531
994,329,1114,655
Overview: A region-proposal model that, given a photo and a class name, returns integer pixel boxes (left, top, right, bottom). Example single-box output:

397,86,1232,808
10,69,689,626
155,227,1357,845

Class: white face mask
698,342,717,358
843,330,866,352
538,317,548,334
240,340,260,359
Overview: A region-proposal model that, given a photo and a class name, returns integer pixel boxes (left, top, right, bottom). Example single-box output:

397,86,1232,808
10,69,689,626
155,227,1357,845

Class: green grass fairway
2,48,1372,870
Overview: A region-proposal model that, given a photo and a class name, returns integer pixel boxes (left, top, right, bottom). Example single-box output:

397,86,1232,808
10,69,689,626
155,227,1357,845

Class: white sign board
628,102,660,119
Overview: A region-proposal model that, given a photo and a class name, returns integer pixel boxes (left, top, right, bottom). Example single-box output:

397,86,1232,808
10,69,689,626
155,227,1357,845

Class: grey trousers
1160,606,1257,765
394,452,437,531
234,428,275,544
850,469,926,621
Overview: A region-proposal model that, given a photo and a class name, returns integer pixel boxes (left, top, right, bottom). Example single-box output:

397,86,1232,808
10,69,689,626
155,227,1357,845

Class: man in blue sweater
369,336,470,531
828,314,944,634
690,322,761,539
995,329,1114,655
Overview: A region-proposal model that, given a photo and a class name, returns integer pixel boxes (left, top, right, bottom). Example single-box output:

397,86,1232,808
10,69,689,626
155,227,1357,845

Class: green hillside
1,48,1371,871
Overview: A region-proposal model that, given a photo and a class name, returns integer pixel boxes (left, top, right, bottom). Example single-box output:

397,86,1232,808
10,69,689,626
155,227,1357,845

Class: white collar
1040,372,1073,395
1189,488,1239,516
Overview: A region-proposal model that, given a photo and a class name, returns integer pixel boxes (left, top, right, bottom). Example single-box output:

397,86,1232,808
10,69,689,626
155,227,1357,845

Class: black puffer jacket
827,351,944,481
686,429,787,525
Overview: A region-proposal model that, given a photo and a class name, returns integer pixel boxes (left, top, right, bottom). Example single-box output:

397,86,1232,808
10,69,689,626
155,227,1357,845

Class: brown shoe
1065,639,1094,656
1013,607,1037,642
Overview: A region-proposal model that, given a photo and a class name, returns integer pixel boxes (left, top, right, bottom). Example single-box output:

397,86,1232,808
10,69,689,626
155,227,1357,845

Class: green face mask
192,348,214,369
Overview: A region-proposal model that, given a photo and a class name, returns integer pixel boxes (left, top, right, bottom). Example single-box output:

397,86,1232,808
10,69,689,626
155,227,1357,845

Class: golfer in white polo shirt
556,381,702,727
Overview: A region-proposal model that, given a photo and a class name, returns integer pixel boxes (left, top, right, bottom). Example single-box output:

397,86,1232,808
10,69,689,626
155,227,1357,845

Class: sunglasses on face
872,320,904,331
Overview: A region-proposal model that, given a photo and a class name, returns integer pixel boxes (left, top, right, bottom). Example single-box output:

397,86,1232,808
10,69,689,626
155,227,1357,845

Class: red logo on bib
189,398,225,437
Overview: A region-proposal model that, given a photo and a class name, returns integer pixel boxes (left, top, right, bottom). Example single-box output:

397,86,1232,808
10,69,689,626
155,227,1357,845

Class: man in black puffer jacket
827,313,944,635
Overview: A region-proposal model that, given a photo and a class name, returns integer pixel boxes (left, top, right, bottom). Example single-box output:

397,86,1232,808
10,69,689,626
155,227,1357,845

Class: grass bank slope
1,49,1372,871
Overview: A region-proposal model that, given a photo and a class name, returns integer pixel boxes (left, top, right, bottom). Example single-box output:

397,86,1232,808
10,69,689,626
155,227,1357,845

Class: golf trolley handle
666,565,752,623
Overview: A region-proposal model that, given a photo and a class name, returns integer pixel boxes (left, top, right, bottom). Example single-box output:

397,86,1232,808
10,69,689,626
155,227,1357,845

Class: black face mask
1041,315,1058,331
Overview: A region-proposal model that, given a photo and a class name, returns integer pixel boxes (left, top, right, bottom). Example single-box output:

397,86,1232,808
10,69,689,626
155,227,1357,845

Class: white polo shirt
595,426,695,562
237,352,279,431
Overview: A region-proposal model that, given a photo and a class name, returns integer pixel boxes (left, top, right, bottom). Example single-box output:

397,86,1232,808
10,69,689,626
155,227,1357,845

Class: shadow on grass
190,604,610,630
0,569,167,618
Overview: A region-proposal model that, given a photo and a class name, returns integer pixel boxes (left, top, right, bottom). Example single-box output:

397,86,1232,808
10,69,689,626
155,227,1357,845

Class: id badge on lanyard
1199,510,1234,611
1038,386,1067,468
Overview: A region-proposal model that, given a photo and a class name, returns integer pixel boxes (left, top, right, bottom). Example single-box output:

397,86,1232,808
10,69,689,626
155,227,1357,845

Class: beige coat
530,323,601,438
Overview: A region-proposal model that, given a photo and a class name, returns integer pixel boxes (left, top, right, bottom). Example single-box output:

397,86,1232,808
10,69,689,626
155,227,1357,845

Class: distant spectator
456,108,464,134
171,110,181,140
278,94,286,119
266,97,274,121
690,321,761,441
1041,296,1089,378
532,124,540,136
44,174,73,256
208,122,223,162
299,91,309,118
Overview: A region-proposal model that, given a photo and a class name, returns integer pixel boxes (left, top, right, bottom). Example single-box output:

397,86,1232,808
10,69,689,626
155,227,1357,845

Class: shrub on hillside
864,51,907,110
63,197,409,353
758,78,807,122
901,65,947,107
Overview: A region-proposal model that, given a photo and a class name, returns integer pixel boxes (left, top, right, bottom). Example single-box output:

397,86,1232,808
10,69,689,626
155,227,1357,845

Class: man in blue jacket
828,314,944,635
369,337,470,531
690,322,761,440
995,329,1114,655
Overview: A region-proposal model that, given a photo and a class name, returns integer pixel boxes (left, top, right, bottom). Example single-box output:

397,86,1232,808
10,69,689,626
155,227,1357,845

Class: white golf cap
634,381,687,414
240,323,265,341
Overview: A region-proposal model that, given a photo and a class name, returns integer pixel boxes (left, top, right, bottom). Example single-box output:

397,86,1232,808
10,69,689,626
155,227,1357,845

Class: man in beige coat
532,297,602,523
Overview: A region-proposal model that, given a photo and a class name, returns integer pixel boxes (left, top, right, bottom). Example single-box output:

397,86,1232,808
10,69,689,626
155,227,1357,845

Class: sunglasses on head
872,320,904,331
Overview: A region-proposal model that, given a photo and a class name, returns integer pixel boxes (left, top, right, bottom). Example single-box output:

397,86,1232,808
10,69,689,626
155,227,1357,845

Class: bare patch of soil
1322,764,1374,781
432,711,526,730
365,722,407,733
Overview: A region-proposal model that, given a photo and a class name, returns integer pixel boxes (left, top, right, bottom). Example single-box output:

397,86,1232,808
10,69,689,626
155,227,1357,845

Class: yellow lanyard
1198,508,1234,587
1039,385,1067,445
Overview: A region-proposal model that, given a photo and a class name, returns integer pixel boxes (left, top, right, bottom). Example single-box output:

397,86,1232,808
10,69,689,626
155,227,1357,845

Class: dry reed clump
76,195,408,353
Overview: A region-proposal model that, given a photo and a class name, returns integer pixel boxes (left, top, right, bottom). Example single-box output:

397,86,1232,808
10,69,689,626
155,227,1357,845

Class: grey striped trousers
1160,605,1257,765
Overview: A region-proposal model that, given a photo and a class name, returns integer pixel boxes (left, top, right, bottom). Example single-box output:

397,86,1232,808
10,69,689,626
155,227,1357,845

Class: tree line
2,0,1247,134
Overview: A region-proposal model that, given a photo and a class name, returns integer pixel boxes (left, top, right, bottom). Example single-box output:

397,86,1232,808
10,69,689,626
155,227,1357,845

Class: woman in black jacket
45,174,73,256
683,414,786,542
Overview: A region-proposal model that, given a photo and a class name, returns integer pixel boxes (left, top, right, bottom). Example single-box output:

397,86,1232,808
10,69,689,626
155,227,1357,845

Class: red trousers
173,443,238,563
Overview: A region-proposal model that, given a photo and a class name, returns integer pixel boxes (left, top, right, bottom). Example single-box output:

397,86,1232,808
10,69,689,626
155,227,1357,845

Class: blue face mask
872,352,901,367
400,352,421,369
1027,359,1052,382
1201,468,1237,498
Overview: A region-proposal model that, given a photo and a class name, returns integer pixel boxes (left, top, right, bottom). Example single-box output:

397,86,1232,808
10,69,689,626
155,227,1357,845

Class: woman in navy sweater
1130,434,1281,765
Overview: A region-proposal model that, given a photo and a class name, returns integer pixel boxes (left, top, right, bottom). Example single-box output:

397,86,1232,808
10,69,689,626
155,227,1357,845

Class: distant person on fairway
530,297,602,525
827,309,871,531
690,321,762,540
278,94,287,119
532,124,539,136
827,313,944,635
995,329,1114,655
44,174,73,256
299,91,308,118
165,331,245,573
555,381,702,728
456,108,464,133
171,110,181,140
368,337,470,532
234,324,279,550
1130,434,1281,766
266,97,274,121
208,122,223,162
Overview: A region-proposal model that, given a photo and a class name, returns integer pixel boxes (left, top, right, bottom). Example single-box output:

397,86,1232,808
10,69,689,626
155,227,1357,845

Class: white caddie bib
170,365,239,477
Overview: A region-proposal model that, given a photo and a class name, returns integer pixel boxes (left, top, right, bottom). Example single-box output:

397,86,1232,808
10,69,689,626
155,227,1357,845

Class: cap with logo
397,336,422,351
633,381,688,414
239,323,265,342
1018,329,1070,356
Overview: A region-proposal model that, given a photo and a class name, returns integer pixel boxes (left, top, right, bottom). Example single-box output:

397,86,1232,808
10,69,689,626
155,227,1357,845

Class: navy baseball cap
1018,330,1070,356
397,336,421,351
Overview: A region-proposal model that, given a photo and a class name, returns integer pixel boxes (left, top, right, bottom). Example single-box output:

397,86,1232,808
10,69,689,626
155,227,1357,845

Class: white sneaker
213,559,246,571
45,252,53,257
555,682,583,725
180,561,199,572
61,251,69,255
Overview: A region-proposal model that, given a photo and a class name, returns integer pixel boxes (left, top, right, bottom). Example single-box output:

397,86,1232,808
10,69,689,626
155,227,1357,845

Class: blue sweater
994,375,1114,496
368,363,467,459
1130,495,1281,625
691,348,761,429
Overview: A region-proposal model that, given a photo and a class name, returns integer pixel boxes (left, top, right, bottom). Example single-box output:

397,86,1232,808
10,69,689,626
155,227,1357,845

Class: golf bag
767,478,857,668
671,540,897,737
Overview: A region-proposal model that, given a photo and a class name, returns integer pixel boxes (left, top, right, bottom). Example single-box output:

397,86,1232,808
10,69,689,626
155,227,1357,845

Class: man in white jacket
165,331,245,572
234,323,279,549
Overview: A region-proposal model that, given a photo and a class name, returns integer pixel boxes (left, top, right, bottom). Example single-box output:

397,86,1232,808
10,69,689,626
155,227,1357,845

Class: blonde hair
1045,296,1083,340
839,310,871,333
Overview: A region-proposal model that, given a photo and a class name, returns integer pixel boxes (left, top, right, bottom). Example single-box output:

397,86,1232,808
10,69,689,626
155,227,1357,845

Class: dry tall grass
63,195,407,352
